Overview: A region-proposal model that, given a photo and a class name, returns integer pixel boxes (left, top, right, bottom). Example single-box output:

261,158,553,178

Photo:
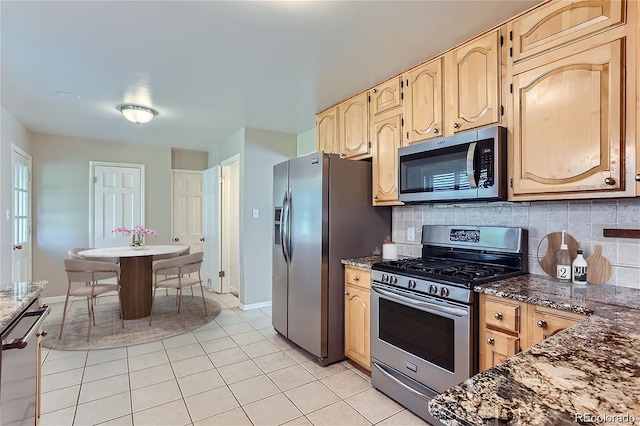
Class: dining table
78,245,187,320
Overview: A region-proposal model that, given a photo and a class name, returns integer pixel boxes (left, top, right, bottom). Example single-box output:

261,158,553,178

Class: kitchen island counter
428,275,640,425
1,281,49,331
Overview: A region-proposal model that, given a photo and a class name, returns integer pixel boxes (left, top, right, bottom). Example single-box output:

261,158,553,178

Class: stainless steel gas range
370,225,527,424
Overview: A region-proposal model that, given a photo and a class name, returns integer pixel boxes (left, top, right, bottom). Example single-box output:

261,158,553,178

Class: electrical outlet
252,209,259,218
407,226,416,242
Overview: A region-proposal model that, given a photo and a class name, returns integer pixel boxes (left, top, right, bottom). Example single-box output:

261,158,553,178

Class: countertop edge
1,281,49,332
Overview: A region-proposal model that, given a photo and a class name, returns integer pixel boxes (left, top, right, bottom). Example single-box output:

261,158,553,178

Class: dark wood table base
119,255,153,320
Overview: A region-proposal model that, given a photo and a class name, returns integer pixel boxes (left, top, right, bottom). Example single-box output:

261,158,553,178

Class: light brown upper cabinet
511,0,625,62
338,92,371,159
444,29,502,135
316,107,339,155
403,58,444,144
511,36,626,197
372,111,403,205
370,77,403,119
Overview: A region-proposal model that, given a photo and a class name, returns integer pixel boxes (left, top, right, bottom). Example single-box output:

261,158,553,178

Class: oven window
378,298,455,372
401,144,471,193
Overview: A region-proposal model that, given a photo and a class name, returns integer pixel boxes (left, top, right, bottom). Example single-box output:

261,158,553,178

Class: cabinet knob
373,195,379,199
173,237,180,242
433,128,439,134
486,338,495,345
635,174,640,182
453,123,460,129
494,312,503,320
537,320,547,328
344,290,350,295
353,275,360,281
37,331,48,337
372,88,378,93
604,177,616,185
340,153,345,158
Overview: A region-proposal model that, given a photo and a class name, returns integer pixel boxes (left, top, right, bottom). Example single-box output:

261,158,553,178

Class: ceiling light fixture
117,104,158,124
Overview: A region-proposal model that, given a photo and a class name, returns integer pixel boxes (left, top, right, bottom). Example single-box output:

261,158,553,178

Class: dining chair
149,252,207,328
152,245,190,296
60,259,124,342
68,247,119,264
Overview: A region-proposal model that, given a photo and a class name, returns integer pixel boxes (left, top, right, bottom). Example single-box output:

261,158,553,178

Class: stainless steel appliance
273,151,391,366
1,298,50,426
370,225,527,423
398,126,507,203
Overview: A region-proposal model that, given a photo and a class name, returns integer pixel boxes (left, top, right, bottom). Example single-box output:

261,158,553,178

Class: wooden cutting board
586,245,612,284
538,232,579,278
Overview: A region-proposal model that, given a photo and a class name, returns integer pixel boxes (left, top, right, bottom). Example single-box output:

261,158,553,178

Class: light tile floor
40,291,430,426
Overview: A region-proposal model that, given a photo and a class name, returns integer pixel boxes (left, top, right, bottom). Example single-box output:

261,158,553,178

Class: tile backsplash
392,199,640,288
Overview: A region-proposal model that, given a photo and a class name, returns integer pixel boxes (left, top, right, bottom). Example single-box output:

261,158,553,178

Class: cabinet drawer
484,298,521,333
345,266,371,290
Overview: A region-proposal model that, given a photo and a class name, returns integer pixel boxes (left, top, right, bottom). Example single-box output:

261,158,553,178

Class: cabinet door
512,38,624,196
344,284,371,371
339,92,370,159
316,108,339,154
480,329,520,371
529,306,584,346
404,58,444,143
511,0,625,62
445,30,500,134
372,112,403,205
371,77,402,118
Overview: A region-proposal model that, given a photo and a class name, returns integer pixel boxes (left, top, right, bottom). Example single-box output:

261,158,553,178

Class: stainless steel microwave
398,126,507,203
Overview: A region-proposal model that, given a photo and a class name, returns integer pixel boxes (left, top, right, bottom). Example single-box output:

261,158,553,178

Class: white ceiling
1,1,540,151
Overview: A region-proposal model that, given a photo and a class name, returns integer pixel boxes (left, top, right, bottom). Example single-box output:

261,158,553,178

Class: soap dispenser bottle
556,231,571,282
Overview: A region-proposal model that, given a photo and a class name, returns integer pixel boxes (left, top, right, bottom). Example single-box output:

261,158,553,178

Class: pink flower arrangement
113,225,158,237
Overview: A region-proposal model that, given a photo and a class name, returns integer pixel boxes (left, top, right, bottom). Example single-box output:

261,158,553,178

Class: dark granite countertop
429,274,640,425
1,281,48,332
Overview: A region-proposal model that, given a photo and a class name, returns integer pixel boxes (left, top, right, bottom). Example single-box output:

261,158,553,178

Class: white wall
392,200,640,288
0,106,32,283
296,127,316,157
31,132,173,297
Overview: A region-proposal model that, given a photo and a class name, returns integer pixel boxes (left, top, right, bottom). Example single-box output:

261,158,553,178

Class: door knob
13,244,23,250
200,237,205,242
173,237,180,242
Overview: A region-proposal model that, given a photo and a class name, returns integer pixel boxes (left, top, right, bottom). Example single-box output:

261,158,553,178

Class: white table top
78,245,186,258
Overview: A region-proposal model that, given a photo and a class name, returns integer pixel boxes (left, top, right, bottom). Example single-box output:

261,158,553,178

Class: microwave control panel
477,140,494,188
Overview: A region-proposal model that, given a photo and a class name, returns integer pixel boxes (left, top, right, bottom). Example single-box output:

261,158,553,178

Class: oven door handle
466,141,478,188
372,362,431,401
2,305,51,350
372,286,469,317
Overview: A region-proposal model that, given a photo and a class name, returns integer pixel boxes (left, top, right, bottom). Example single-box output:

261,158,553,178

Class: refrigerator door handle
284,189,292,264
281,190,290,264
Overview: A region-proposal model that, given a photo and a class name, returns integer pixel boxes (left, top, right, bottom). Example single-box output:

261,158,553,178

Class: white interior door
91,162,145,248
11,146,32,283
172,170,203,253
202,166,221,292
221,157,240,295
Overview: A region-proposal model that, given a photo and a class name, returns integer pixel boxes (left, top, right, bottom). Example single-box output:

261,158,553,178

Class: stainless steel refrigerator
273,152,391,366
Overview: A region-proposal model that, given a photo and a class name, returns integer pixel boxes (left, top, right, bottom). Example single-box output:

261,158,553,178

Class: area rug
42,295,221,350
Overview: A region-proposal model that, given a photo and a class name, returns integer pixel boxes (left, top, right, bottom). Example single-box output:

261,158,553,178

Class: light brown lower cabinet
479,293,586,371
344,265,372,372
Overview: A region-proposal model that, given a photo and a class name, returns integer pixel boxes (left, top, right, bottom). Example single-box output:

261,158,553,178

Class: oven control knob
440,287,449,297
407,280,417,289
381,274,389,283
390,276,398,284
429,284,438,295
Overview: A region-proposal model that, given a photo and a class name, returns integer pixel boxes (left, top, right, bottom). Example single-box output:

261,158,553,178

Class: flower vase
131,233,145,249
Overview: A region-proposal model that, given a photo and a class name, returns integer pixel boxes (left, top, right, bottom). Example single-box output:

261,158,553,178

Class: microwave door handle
466,142,478,188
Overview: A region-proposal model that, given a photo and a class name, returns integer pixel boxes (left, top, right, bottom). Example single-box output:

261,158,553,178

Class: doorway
221,155,240,297
11,145,32,283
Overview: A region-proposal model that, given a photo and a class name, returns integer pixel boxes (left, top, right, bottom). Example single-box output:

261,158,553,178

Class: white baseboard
239,301,272,311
